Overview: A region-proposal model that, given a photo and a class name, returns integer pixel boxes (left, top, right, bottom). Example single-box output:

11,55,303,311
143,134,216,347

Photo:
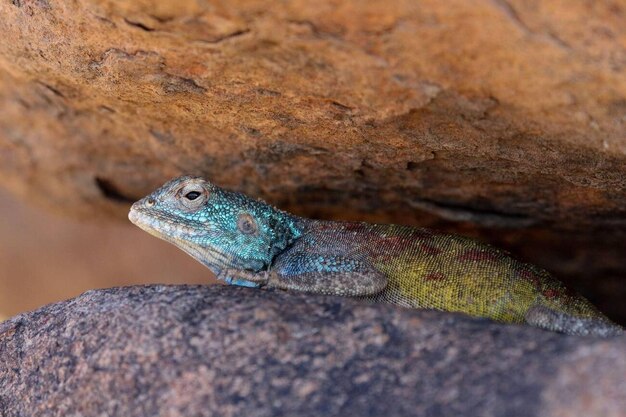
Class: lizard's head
129,176,300,277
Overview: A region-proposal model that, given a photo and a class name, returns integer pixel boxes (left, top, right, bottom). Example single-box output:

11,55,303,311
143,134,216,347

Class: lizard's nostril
146,197,155,207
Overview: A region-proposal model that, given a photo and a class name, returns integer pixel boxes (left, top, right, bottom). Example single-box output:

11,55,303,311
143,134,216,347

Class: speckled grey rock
0,285,625,417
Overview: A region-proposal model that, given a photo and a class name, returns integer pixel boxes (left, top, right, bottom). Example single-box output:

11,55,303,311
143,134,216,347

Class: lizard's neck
270,209,307,249
265,209,335,263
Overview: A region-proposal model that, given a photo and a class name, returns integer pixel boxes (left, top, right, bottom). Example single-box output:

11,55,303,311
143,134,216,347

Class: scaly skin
129,176,622,337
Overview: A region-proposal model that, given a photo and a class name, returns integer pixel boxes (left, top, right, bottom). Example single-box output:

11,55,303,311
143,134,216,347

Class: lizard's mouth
128,204,204,238
128,206,170,240
128,203,155,230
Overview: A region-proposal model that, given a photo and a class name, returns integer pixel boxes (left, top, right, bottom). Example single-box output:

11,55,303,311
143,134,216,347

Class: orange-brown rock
0,0,624,226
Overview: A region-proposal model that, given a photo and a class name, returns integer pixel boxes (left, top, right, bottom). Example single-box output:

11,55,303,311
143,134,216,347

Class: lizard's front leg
268,250,388,297
217,268,270,288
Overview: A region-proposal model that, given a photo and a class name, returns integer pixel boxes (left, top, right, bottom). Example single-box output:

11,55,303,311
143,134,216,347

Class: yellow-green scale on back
361,224,604,324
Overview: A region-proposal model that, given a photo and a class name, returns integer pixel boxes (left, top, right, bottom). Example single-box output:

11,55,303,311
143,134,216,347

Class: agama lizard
129,176,622,337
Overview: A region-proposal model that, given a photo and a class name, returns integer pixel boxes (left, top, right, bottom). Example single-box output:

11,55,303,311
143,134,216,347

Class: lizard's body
129,176,622,337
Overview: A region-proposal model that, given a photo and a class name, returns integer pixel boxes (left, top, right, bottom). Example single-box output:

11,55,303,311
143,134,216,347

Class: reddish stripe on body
424,272,446,281
542,289,560,299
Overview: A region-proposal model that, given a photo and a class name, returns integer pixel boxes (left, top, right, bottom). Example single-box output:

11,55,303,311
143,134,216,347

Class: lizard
128,176,623,337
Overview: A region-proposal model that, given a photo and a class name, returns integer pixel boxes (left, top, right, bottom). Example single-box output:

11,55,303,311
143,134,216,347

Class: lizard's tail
525,305,624,337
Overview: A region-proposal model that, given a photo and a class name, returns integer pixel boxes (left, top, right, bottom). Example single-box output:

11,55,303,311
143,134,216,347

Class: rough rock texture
0,285,625,417
0,0,625,225
0,3,625,320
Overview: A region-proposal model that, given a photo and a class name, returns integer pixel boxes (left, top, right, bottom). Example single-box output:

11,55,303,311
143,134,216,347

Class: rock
0,0,624,228
0,285,624,417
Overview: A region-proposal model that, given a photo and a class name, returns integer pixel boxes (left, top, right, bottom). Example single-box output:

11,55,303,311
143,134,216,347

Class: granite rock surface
0,285,624,417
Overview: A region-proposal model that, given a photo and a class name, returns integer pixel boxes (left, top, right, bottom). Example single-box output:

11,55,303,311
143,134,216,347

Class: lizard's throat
128,209,233,275
171,240,234,276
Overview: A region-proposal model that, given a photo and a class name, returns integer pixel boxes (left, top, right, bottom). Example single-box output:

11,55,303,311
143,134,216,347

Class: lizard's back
302,221,620,335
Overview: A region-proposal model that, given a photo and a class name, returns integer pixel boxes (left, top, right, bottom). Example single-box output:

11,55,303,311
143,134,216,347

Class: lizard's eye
178,183,208,210
237,213,258,235
185,191,201,200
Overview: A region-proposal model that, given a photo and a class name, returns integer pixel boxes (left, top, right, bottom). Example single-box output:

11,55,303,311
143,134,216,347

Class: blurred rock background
0,0,625,323
0,189,209,317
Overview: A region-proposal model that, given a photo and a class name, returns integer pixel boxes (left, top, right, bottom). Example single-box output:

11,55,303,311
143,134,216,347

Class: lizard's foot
217,269,269,288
